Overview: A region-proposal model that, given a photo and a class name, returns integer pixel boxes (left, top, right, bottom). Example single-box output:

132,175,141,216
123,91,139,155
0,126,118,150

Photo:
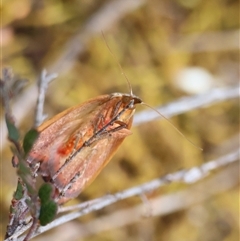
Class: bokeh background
1,0,239,240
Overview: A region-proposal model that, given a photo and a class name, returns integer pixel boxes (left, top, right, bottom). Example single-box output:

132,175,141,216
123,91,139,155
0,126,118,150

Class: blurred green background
1,0,239,240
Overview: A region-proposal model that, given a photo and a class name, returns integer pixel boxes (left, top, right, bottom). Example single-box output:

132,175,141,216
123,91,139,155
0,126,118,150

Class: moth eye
133,97,142,105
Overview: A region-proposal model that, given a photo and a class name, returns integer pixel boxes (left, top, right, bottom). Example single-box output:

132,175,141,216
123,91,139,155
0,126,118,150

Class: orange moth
28,92,142,204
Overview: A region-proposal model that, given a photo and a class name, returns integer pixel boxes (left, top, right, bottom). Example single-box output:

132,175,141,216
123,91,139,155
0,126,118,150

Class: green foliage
13,181,24,200
38,183,57,226
17,161,29,175
16,158,35,195
39,201,58,226
5,116,20,142
1,0,239,240
23,129,39,155
38,183,53,204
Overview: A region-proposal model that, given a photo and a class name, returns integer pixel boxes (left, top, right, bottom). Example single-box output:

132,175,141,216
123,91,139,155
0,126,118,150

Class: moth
28,92,142,204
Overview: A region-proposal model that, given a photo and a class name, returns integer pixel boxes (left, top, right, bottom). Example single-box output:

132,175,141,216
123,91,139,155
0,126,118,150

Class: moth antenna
141,102,203,151
101,31,133,96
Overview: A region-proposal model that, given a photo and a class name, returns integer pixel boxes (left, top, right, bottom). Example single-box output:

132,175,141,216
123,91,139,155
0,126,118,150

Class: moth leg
57,147,98,200
92,100,122,134
85,120,127,146
94,114,105,133
105,99,135,130
84,100,133,145
105,120,128,135
111,100,122,117
51,100,134,181
56,171,81,201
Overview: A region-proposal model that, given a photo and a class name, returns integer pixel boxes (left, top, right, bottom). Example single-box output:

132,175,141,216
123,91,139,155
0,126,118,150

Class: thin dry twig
2,67,239,240
6,148,238,241
1,68,42,241
1,68,13,115
172,29,240,53
1,0,238,151
2,2,239,240
0,0,145,151
34,70,58,127
134,85,239,125
33,162,239,241
1,84,239,152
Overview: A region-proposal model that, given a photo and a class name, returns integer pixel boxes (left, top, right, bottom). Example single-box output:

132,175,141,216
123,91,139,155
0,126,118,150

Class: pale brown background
1,0,239,240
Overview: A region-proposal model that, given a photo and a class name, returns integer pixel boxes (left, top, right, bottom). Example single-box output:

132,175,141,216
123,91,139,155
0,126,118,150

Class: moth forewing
28,92,142,204
53,131,131,204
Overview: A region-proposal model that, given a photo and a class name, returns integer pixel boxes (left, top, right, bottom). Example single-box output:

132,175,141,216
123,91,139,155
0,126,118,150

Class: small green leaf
39,201,58,226
38,183,53,204
23,129,39,154
5,117,20,142
14,180,24,200
38,184,57,225
17,161,30,175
